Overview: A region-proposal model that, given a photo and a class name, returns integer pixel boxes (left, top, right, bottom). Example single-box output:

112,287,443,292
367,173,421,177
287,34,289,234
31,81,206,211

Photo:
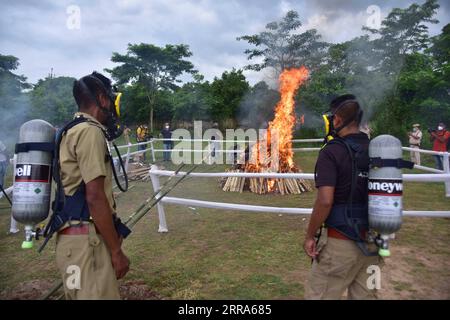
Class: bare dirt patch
0,279,163,300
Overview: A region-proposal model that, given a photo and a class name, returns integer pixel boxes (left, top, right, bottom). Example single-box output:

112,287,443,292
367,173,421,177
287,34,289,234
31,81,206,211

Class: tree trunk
150,107,154,133
145,90,155,134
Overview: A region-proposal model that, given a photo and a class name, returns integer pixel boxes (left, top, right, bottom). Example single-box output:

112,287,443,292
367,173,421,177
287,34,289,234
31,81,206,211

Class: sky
1,0,449,85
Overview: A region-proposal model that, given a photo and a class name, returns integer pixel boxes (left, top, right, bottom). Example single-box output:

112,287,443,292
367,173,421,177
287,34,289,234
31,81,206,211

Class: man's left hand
303,236,319,258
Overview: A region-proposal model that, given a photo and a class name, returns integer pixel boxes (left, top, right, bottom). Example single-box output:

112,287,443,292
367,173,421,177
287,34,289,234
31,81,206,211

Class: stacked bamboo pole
222,171,312,195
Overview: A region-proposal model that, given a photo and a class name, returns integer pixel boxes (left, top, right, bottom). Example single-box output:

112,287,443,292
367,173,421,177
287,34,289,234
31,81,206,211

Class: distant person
123,125,132,145
408,124,423,166
160,123,173,162
136,124,149,161
210,122,220,161
429,122,450,170
232,143,239,165
0,140,8,189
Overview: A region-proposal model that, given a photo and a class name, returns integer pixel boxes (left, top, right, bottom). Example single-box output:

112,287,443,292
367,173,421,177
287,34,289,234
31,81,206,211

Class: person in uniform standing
54,72,130,299
408,124,422,166
303,94,382,300
160,123,173,162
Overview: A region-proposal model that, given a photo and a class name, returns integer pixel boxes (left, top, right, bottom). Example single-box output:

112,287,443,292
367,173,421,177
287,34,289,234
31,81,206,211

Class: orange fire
245,66,309,191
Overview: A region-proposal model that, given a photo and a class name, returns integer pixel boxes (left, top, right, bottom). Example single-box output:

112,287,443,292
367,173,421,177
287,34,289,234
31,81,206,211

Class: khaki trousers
410,145,421,166
305,235,383,300
55,223,120,300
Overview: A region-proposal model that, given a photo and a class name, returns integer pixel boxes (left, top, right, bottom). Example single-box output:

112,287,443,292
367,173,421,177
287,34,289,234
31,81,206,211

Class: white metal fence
112,137,450,197
126,137,450,232
2,137,449,234
147,166,450,233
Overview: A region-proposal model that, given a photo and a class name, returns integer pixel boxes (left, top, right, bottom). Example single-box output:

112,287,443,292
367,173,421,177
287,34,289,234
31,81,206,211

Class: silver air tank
368,135,403,257
12,120,55,249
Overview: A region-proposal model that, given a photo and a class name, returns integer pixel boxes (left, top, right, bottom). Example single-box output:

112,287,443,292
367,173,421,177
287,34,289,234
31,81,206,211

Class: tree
0,54,31,148
428,23,450,67
209,69,250,125
106,43,196,132
237,10,328,74
172,75,212,122
0,54,30,98
120,83,174,126
363,0,439,76
30,76,78,125
364,0,440,138
120,82,151,125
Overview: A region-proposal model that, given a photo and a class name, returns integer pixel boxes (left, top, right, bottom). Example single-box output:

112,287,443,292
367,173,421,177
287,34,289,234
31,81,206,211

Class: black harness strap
15,142,55,154
370,157,415,170
39,116,91,252
323,137,378,256
39,115,130,252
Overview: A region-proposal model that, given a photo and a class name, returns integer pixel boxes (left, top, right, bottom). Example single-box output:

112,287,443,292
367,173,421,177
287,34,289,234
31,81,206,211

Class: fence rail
147,164,450,233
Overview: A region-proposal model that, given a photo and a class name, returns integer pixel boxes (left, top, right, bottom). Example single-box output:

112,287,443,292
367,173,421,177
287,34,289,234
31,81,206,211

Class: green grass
1,150,449,299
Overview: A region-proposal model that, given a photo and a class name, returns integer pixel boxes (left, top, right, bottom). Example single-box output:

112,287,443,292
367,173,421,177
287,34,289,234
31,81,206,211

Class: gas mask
102,89,123,141
78,73,124,141
322,98,363,143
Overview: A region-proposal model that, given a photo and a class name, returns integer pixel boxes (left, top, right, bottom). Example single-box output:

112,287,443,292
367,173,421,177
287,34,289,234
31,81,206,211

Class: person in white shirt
408,124,423,165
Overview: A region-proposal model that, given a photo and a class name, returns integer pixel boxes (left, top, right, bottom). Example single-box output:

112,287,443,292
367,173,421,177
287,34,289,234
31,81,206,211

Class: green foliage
172,80,212,121
363,0,439,76
237,10,328,73
209,69,250,123
0,54,31,148
30,76,77,125
106,43,196,130
428,23,450,66
120,82,151,124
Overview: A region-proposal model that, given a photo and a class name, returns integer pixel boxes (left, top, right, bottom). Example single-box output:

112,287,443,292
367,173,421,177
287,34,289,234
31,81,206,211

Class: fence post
150,139,156,163
443,152,450,198
149,165,168,232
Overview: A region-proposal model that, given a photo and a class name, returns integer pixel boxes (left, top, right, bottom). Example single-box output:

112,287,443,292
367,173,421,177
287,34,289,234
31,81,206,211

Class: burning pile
222,67,312,195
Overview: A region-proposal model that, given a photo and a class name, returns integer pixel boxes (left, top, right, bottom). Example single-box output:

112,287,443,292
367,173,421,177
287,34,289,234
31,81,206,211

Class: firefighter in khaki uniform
303,94,382,300
54,72,130,299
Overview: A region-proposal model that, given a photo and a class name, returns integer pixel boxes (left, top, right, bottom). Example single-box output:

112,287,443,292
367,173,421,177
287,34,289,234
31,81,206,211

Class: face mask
165,126,169,129
79,75,124,141
101,91,123,141
438,126,444,131
322,99,362,143
413,128,418,132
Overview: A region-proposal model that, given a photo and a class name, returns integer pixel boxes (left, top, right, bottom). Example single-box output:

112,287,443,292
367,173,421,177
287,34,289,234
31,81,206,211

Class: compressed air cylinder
368,135,403,256
12,120,55,248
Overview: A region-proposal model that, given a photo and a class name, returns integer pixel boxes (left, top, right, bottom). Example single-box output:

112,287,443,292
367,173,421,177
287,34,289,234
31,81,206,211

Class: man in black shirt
303,94,382,300
160,123,173,161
